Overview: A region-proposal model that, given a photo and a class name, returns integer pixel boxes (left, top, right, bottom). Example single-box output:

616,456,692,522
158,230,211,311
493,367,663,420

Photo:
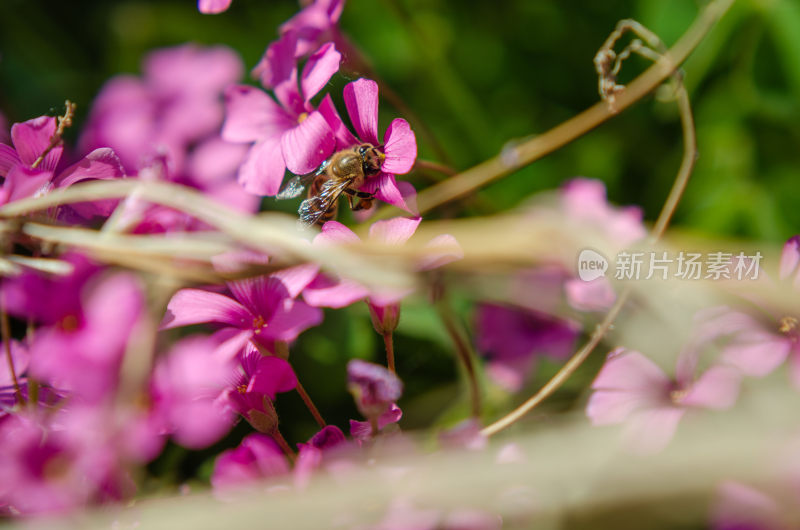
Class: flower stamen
779,316,798,334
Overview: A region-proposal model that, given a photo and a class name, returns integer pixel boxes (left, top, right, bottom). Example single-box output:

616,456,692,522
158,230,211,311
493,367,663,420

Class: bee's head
358,144,384,176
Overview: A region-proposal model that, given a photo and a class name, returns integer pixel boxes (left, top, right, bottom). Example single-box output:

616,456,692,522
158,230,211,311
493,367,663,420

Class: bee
277,143,384,226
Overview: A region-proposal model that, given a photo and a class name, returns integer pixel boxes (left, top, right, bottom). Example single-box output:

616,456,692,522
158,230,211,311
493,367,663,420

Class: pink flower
350,403,402,442
586,347,742,453
561,178,646,248
303,218,419,309
559,178,646,311
28,273,146,404
2,252,100,326
318,78,418,212
304,217,459,313
711,481,786,530
150,336,236,449
211,433,290,494
476,303,580,393
161,269,322,360
222,40,341,195
0,116,125,209
82,44,243,174
684,236,800,387
475,267,581,392
347,359,403,439
218,346,297,433
280,0,345,58
0,411,135,515
198,0,232,14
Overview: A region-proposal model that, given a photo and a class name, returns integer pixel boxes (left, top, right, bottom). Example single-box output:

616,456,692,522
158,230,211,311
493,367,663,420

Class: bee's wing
298,177,352,226
276,161,328,200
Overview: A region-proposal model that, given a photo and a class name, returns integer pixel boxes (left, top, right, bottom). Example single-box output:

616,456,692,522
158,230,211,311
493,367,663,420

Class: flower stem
1,297,22,402
414,159,457,178
271,428,296,464
383,331,396,373
435,295,481,418
481,34,700,438
295,379,326,429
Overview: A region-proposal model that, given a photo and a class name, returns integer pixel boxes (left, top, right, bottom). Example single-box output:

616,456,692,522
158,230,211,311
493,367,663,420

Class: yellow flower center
779,316,798,334
252,315,266,334
670,388,688,404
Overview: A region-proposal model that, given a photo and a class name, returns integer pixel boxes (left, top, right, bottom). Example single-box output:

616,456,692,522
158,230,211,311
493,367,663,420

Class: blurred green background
1,0,799,487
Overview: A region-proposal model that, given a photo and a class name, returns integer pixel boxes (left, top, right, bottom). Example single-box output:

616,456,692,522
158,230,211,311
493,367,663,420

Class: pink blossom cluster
0,0,467,517
2,0,796,526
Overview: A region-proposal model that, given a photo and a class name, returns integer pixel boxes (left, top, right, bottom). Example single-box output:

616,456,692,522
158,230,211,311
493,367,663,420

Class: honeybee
277,143,384,226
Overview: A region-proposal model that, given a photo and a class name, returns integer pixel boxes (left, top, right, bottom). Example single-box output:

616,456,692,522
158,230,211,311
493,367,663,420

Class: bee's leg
344,188,376,211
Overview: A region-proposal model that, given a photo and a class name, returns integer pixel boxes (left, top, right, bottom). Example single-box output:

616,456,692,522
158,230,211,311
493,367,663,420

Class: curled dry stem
481,16,701,437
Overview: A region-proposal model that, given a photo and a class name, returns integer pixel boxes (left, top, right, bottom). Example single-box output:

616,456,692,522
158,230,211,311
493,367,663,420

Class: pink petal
272,264,321,298
486,361,527,393
0,165,52,204
144,44,243,95
187,137,249,186
315,221,360,245
368,216,421,245
11,116,62,171
680,365,741,409
280,110,335,175
171,400,233,449
622,406,685,453
720,332,791,377
303,275,369,308
227,275,285,319
301,43,341,101
712,481,782,530
238,137,286,196
82,273,146,357
565,277,616,312
222,85,293,142
247,356,297,398
591,349,671,393
418,234,463,271
586,390,647,425
396,181,419,215
369,287,413,308
252,32,298,90
161,289,251,329
0,143,20,176
211,328,254,362
262,299,323,341
790,347,800,389
54,148,125,188
361,172,413,212
318,94,358,148
343,78,379,144
780,235,800,281
198,0,232,13
381,119,417,175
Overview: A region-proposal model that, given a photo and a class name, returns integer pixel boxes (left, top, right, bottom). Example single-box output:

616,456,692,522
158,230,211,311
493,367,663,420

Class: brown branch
480,20,703,437
401,0,732,217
